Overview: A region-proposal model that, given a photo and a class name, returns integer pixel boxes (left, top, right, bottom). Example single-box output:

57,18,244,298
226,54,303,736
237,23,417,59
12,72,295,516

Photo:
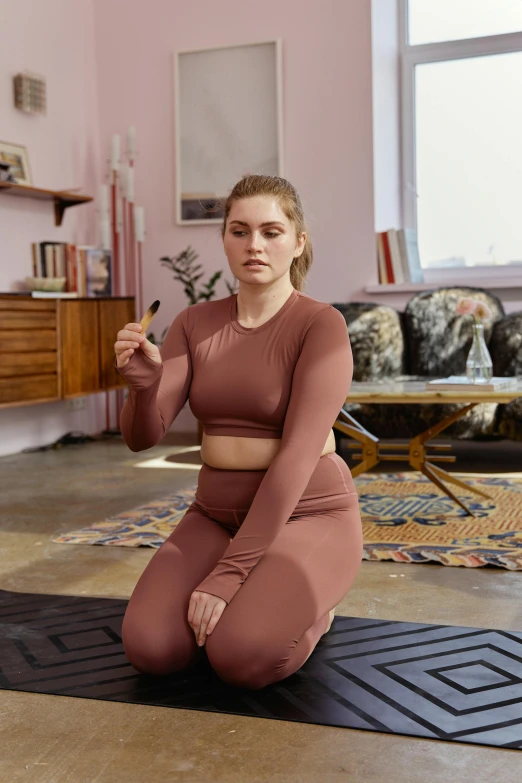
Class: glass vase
465,322,493,383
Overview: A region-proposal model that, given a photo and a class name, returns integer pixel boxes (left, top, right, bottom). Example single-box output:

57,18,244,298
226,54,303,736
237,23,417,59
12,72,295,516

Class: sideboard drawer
0,352,57,378
0,374,58,404
0,309,56,330
0,299,55,312
0,329,57,353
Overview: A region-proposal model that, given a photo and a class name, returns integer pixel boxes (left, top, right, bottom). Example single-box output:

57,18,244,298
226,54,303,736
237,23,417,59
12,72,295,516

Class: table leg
334,408,379,477
409,402,493,515
426,461,491,499
421,463,477,516
334,402,494,516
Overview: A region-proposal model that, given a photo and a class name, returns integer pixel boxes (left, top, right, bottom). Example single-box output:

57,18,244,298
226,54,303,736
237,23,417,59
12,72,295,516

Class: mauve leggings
122,451,363,690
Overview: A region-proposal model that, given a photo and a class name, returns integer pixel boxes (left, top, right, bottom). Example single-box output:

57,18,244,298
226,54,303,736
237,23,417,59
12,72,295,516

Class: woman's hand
188,590,227,646
114,323,162,368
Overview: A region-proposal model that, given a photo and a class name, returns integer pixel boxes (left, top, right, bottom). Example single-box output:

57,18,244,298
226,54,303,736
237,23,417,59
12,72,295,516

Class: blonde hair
220,174,313,292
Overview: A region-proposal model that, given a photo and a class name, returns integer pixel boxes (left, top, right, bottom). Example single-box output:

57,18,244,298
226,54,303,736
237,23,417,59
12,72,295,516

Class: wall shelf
0,181,93,226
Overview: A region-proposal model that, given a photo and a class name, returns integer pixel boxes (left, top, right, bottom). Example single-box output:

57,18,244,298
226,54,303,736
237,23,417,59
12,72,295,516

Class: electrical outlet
66,396,87,411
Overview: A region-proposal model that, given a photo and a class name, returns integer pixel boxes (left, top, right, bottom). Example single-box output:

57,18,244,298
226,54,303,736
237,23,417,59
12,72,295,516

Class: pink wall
0,0,101,288
0,0,105,457
92,0,378,345
0,0,405,457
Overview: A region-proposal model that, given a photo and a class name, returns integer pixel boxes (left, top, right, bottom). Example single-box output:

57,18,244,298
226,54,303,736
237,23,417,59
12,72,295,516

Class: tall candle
126,167,135,203
100,218,111,249
119,162,128,199
99,184,109,216
116,196,123,234
127,125,137,161
134,205,145,242
110,134,120,171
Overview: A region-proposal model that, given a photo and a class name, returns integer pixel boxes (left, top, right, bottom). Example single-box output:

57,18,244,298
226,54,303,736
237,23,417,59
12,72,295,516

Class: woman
114,174,363,690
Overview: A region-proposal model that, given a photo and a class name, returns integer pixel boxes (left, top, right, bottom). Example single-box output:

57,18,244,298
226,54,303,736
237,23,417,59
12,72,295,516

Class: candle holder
101,128,145,433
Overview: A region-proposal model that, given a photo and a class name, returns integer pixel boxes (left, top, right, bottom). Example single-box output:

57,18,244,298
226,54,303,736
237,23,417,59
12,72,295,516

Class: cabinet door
98,298,135,390
59,300,100,396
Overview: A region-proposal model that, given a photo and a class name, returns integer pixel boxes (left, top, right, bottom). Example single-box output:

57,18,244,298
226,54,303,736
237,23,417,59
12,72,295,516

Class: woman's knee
121,610,196,676
205,627,278,690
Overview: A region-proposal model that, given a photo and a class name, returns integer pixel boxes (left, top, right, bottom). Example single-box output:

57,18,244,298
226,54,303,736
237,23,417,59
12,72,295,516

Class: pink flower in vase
456,297,477,316
473,301,492,323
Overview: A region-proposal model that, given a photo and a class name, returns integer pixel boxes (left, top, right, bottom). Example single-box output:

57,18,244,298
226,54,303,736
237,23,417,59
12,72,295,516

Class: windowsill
365,278,522,294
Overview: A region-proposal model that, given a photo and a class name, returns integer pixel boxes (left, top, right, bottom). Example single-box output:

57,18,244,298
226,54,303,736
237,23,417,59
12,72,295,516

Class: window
401,0,522,273
408,0,522,45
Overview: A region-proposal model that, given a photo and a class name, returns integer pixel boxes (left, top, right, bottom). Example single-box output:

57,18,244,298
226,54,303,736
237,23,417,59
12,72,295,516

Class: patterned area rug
53,473,522,570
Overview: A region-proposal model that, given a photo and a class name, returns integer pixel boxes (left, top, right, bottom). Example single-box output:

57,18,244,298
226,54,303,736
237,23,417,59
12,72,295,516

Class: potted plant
148,245,237,345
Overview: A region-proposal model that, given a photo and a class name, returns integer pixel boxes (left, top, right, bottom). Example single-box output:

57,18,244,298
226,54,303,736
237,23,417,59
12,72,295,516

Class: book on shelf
425,375,519,391
376,234,387,283
30,242,112,297
376,233,392,284
376,228,423,284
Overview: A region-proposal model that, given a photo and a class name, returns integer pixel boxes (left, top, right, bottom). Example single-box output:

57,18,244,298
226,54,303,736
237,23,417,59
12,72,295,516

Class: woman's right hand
115,323,162,368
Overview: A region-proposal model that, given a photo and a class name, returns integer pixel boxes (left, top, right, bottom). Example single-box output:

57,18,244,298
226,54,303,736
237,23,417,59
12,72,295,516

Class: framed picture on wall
174,39,284,225
0,140,32,185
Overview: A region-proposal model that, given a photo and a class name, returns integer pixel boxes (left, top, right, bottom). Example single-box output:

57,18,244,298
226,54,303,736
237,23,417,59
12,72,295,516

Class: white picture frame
0,140,32,185
174,39,284,225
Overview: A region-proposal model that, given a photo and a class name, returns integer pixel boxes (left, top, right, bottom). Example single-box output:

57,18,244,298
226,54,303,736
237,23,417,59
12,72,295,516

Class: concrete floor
1,433,522,782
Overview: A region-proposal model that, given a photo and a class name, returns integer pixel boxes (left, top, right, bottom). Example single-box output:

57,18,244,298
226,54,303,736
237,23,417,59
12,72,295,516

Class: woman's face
223,195,306,286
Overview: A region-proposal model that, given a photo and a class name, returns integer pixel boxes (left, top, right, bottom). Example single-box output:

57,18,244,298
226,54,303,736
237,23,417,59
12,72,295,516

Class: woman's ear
294,232,307,259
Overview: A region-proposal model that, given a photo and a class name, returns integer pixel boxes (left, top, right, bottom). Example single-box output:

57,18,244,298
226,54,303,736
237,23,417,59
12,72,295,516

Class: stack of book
30,242,112,297
376,228,423,285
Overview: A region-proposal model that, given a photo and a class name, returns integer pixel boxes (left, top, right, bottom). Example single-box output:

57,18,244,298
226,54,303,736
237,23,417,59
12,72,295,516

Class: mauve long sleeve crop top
116,287,353,604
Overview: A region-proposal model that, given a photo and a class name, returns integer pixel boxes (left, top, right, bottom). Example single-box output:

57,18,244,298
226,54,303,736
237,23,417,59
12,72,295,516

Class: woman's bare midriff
200,429,337,470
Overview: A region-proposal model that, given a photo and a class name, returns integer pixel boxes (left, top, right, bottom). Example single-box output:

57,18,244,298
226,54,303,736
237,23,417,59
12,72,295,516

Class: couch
331,286,522,442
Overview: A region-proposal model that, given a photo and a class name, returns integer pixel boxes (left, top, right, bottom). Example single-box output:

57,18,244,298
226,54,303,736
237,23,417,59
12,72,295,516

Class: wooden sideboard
0,295,135,408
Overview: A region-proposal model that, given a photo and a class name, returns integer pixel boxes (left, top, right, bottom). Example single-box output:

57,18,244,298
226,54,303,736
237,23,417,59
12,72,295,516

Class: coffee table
334,378,522,516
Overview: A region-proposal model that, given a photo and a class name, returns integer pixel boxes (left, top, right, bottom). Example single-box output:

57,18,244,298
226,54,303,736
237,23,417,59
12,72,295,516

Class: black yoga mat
1,588,522,750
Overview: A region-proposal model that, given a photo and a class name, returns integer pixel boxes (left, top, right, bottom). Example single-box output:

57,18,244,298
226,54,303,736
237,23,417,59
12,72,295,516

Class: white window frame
399,0,522,280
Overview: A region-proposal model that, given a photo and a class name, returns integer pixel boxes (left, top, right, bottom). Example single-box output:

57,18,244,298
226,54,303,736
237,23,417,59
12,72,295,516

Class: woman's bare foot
323,608,335,636
301,609,336,667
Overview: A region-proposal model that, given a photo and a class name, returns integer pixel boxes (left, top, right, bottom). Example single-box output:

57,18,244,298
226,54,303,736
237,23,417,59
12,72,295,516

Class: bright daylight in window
405,0,522,271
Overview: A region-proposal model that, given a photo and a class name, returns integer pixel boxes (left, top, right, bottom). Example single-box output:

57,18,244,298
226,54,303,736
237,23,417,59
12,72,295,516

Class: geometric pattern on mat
53,473,522,570
1,589,522,749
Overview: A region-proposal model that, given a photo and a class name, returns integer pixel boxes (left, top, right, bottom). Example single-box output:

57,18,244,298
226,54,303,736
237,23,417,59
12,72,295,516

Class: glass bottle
466,322,493,383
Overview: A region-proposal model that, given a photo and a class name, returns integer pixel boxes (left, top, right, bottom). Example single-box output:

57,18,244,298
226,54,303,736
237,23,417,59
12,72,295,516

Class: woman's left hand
188,590,227,646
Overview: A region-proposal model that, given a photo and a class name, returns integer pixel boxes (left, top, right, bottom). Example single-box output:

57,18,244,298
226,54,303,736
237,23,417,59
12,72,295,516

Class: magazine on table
425,375,519,392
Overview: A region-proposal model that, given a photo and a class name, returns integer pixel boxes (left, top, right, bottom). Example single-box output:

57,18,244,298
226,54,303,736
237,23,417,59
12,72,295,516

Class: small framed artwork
174,39,284,224
0,140,32,185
